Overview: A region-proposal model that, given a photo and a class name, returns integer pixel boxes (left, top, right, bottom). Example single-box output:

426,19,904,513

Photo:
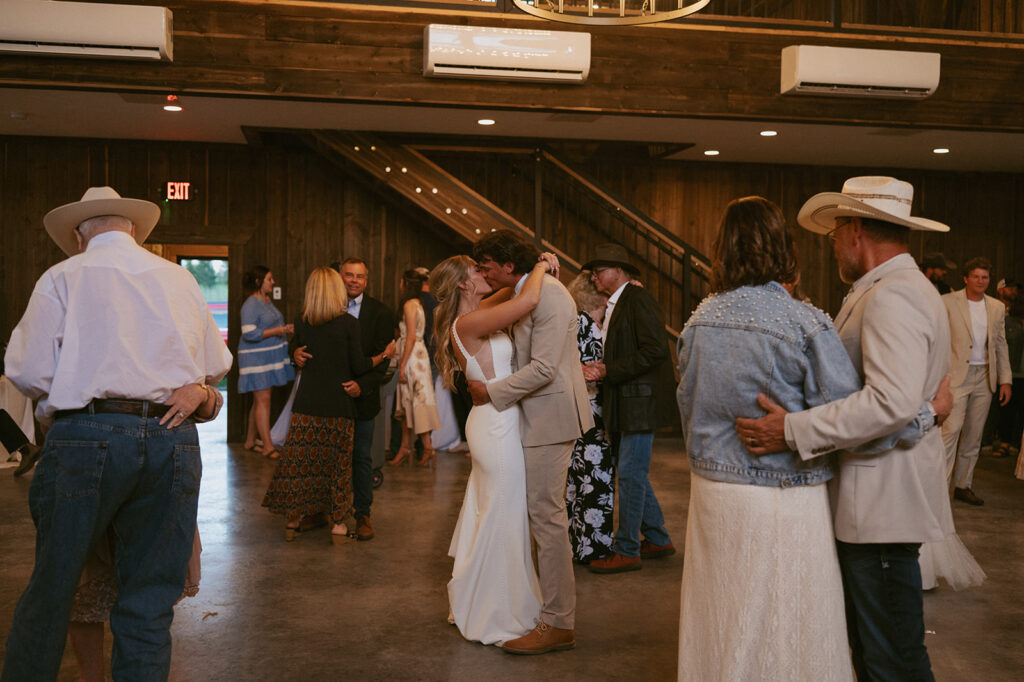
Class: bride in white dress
428,252,557,646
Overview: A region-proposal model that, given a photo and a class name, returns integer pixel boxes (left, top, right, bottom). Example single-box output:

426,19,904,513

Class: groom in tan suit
469,230,594,655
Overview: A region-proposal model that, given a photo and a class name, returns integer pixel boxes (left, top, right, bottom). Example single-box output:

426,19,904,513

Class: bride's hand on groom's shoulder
538,252,560,277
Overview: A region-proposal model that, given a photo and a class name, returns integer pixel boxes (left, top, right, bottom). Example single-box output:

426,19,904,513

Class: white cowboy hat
43,186,160,256
797,176,949,235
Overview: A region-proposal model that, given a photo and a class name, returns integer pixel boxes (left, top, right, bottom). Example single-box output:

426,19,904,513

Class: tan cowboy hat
797,176,949,235
581,243,640,277
43,186,160,256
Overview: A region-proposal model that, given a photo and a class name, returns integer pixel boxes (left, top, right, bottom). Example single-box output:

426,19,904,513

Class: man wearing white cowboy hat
735,176,955,681
2,186,232,681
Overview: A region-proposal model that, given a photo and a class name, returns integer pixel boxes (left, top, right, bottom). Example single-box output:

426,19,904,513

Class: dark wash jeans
352,418,375,518
611,431,671,557
1,412,201,682
836,540,935,682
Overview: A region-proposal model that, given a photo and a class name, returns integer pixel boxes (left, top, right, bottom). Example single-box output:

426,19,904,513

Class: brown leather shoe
502,622,575,655
640,540,676,560
954,487,984,506
587,552,642,574
355,515,375,541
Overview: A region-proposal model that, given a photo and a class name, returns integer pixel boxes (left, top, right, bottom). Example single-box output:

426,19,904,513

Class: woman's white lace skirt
678,475,853,682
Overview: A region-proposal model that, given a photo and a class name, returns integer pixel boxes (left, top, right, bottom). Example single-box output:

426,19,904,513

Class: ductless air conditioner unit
424,24,590,84
781,45,940,99
0,0,173,61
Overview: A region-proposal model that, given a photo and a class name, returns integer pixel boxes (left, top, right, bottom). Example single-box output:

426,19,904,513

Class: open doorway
146,244,229,443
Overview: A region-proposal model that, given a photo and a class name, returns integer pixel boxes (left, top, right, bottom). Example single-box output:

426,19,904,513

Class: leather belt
54,399,172,421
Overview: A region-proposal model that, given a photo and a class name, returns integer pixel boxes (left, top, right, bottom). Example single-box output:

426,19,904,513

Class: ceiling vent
0,1,173,61
781,45,940,99
423,24,590,84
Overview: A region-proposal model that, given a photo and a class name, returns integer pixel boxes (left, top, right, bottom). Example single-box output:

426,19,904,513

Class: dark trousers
450,371,473,442
352,418,375,518
996,377,1024,444
836,540,934,682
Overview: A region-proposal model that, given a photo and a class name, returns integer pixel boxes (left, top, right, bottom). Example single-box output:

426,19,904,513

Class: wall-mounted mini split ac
781,45,940,99
0,0,173,61
424,24,590,84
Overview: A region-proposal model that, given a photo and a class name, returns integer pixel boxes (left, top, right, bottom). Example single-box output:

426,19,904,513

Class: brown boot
502,622,575,655
640,540,676,560
588,553,642,574
355,514,375,541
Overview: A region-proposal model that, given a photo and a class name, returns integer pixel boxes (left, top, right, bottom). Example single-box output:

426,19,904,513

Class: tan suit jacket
943,289,1011,393
786,254,954,544
488,275,594,447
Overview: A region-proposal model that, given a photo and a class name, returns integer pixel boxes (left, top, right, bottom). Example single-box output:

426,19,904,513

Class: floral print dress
566,311,615,563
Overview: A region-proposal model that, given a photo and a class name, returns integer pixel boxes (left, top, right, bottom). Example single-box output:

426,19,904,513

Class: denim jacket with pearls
676,282,930,488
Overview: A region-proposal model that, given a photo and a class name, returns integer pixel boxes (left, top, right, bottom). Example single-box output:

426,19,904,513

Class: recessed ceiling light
477,118,496,126
163,94,182,112
933,147,950,154
760,130,778,137
704,150,720,156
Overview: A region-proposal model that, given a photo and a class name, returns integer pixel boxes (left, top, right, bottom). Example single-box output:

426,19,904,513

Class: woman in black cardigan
263,267,395,542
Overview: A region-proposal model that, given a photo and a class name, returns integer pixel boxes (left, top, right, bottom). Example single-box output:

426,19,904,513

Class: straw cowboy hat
797,176,949,235
581,243,640,277
43,186,160,256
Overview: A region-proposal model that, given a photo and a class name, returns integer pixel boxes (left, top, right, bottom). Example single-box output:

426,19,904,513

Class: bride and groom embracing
428,230,594,655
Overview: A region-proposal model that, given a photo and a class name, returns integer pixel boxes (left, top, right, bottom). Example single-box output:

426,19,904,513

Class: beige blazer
487,275,594,448
786,253,954,544
942,289,1011,393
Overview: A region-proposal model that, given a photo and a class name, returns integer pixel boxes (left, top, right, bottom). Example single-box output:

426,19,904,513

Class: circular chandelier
512,0,711,26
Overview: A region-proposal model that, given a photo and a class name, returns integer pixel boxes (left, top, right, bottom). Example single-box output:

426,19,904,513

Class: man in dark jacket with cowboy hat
582,244,676,574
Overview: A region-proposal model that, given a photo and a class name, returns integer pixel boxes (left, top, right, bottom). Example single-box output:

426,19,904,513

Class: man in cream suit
468,230,594,655
942,257,1011,506
735,177,955,681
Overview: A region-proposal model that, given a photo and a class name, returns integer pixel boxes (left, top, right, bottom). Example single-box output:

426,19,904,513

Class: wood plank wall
0,135,466,439
426,150,1024,316
1,2,1022,133
3,135,1023,437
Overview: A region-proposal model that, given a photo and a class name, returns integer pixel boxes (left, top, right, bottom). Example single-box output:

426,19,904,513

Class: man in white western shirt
2,187,232,681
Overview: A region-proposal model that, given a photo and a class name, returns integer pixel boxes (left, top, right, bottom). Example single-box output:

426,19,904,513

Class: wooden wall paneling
2,3,1022,132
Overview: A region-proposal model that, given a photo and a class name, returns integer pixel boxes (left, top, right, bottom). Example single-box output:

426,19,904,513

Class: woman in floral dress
565,273,615,563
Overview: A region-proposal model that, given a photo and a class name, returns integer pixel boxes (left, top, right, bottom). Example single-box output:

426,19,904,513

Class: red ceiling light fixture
163,94,182,112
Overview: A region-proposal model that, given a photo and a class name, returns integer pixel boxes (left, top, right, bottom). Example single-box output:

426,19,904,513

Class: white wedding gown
447,325,542,645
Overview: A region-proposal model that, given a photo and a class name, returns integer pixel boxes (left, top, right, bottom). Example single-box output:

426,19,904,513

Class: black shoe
954,487,984,506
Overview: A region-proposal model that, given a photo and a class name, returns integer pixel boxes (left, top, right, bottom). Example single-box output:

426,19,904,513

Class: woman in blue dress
239,265,295,458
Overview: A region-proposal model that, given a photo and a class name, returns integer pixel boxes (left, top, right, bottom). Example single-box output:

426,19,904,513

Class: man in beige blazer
735,177,954,681
942,257,1012,506
469,230,594,655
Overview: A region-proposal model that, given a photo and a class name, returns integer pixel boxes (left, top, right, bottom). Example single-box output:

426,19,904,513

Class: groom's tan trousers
523,439,576,630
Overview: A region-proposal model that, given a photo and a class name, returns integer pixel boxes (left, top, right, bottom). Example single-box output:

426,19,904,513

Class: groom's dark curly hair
472,229,541,275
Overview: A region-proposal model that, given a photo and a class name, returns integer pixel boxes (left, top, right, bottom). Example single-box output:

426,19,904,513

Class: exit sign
166,181,192,200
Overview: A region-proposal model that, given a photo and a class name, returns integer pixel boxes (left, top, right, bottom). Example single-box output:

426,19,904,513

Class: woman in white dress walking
428,251,557,646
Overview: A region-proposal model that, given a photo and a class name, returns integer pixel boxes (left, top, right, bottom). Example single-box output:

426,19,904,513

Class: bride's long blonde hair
429,255,478,390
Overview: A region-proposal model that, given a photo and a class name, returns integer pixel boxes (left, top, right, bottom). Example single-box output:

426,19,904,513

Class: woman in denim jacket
675,197,931,682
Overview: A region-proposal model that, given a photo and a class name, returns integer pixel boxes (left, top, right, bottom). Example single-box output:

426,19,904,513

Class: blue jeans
612,431,671,557
1,412,201,682
352,418,375,518
836,541,934,682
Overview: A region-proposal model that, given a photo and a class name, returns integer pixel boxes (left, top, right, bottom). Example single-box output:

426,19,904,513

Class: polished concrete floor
1,414,1022,681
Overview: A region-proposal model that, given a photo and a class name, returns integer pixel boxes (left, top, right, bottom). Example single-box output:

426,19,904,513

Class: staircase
305,131,711,335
